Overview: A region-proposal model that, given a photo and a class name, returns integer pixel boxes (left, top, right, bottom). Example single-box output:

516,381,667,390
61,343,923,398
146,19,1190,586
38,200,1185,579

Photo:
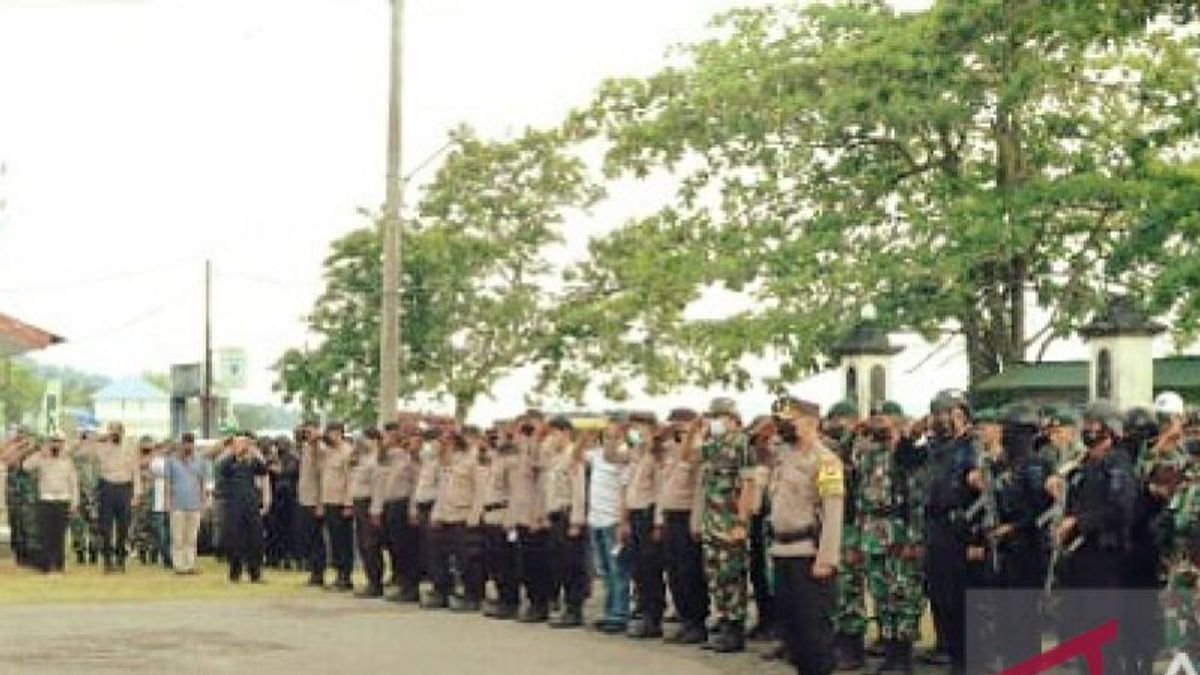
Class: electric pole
203,259,213,438
379,0,404,425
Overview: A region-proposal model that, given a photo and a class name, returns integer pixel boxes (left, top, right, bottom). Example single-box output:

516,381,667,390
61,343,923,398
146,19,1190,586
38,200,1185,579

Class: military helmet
974,408,1002,425
1083,400,1124,436
930,389,973,418
709,397,739,417
827,399,858,419
1003,403,1039,429
1047,407,1080,427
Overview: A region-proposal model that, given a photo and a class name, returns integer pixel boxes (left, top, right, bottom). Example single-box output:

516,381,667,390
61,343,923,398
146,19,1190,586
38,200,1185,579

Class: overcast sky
1,0,1051,424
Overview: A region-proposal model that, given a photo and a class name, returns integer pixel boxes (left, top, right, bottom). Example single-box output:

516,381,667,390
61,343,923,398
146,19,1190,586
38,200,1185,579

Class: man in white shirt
587,414,632,634
149,445,172,568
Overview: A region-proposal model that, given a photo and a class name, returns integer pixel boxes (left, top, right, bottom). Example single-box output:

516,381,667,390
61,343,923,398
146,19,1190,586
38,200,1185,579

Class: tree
275,125,601,423
1,359,45,427
539,0,1200,399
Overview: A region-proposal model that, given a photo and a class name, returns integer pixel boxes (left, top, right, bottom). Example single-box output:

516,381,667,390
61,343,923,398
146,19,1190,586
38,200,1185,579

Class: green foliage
1,359,44,427
541,0,1200,398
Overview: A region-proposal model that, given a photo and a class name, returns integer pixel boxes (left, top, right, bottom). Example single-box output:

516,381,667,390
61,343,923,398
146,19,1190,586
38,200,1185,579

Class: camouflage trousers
833,526,867,636
867,552,924,641
703,532,748,624
1165,561,1200,653
69,495,101,558
130,500,155,560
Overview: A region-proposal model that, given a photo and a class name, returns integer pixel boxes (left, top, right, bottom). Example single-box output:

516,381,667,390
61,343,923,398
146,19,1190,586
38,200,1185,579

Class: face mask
777,420,798,444
825,424,846,440
1080,429,1107,449
626,429,642,446
419,442,436,462
709,420,727,439
869,427,889,443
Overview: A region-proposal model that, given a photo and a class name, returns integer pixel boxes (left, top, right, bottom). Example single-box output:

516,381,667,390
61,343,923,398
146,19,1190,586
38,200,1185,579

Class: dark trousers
266,495,297,565
775,556,836,675
323,504,354,579
98,480,132,564
518,526,552,607
224,504,264,580
1060,547,1126,670
353,499,384,589
749,511,773,625
549,511,588,609
925,525,967,670
36,501,69,572
383,499,419,592
629,507,665,622
150,512,172,568
432,523,484,601
663,510,708,629
299,505,325,577
415,501,434,582
484,524,519,607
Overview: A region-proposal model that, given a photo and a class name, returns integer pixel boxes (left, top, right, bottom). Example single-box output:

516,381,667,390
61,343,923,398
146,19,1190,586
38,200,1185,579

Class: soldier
319,422,355,591
769,396,845,675
691,397,755,653
1050,401,1136,655
961,407,1003,673
69,433,102,565
824,399,866,671
296,421,326,586
374,422,421,603
349,430,384,598
1165,409,1200,654
217,431,268,583
265,436,300,570
79,422,140,573
657,407,709,645
858,401,924,674
4,434,39,567
620,410,666,639
1042,408,1083,471
428,427,487,612
131,436,157,565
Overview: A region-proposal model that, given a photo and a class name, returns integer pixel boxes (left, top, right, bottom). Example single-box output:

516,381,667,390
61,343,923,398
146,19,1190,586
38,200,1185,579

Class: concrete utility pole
379,0,404,425
203,259,213,438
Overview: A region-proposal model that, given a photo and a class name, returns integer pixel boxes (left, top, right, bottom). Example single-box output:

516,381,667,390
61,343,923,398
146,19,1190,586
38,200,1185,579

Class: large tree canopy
536,0,1200,402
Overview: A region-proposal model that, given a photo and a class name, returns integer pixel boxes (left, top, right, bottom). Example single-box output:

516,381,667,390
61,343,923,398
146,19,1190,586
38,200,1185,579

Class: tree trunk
453,394,472,424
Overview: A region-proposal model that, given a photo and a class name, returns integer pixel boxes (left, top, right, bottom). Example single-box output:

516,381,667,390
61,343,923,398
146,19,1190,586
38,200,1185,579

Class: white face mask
709,420,727,439
626,429,642,446
419,442,436,462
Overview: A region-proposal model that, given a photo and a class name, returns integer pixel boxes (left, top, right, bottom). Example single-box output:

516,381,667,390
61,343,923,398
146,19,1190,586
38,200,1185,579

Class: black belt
483,502,507,513
774,526,820,544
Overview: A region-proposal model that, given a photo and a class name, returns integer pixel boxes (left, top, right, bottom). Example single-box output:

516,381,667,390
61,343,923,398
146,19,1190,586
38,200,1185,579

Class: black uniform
921,433,976,674
266,448,300,568
218,452,268,582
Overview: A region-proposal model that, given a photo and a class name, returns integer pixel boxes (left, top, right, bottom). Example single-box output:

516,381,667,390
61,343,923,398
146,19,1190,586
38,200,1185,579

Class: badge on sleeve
817,458,845,498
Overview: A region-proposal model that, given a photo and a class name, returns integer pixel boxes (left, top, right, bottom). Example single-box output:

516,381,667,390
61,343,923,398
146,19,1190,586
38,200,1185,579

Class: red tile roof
0,312,64,357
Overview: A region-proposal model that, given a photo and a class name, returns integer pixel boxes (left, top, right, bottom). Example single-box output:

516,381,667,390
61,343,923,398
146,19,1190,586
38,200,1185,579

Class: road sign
218,347,247,390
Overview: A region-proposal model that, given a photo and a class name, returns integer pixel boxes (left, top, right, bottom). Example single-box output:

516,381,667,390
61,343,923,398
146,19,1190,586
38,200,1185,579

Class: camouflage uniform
70,449,102,564
130,463,156,563
9,466,41,568
699,431,753,628
1165,464,1200,653
831,432,867,640
858,436,924,643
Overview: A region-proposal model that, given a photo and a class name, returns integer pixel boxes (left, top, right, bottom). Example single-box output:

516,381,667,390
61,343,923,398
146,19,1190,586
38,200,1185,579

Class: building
93,377,171,440
972,356,1200,409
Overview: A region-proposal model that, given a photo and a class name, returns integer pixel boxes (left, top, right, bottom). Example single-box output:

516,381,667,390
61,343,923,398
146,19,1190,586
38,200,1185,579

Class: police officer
858,401,924,674
480,428,520,618
621,410,666,639
1052,401,1136,655
375,422,421,603
769,396,845,675
81,422,140,573
428,427,487,612
546,418,588,628
919,390,976,675
296,421,326,586
350,430,384,598
691,397,754,653
319,422,355,591
22,435,79,574
506,411,555,623
657,407,709,645
412,423,443,596
217,431,268,583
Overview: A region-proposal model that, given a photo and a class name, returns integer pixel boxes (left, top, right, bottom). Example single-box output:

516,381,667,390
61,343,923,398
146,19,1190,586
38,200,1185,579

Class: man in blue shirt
165,433,208,574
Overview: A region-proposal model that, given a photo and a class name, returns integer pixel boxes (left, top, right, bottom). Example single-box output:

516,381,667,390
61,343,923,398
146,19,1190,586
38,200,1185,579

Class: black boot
75,550,86,565
486,603,518,620
701,621,725,651
421,592,449,609
665,623,707,645
518,603,549,623
713,621,745,654
627,617,663,639
355,585,384,599
449,596,481,613
893,641,914,674
875,640,901,674
837,633,866,671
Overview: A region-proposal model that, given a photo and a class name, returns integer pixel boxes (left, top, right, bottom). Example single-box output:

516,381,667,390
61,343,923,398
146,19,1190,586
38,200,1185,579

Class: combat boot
665,623,707,645
701,621,725,650
836,633,866,671
355,585,384,599
712,621,745,654
627,617,663,639
875,639,907,674
746,619,775,641
421,592,449,609
761,642,787,662
549,605,583,629
75,550,86,565
518,603,549,623
391,586,420,604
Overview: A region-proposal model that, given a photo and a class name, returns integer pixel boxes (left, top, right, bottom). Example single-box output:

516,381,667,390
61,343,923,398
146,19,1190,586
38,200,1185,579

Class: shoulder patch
817,458,845,498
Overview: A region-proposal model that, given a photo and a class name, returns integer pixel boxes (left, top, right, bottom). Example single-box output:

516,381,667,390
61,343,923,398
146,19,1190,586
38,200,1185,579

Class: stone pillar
1079,296,1165,411
834,319,902,419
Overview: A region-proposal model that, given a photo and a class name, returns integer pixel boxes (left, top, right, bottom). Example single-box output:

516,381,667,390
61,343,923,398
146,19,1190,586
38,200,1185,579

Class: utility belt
483,501,508,513
774,525,821,545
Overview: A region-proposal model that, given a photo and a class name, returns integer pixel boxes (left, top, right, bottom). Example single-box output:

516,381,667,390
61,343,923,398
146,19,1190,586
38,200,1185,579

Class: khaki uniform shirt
298,440,322,508
318,441,354,507
431,449,485,526
768,442,845,569
481,454,514,527
24,451,79,507
545,450,587,528
506,437,553,530
656,442,701,526
370,447,417,517
625,447,661,512
83,440,140,495
348,451,377,501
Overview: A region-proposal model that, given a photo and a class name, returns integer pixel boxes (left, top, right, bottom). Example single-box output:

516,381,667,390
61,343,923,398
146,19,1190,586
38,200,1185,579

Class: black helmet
931,389,973,418
1003,403,1039,429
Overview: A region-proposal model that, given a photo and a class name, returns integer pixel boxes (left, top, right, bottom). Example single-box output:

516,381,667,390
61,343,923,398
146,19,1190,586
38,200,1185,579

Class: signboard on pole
218,347,247,390
171,363,203,398
39,378,62,437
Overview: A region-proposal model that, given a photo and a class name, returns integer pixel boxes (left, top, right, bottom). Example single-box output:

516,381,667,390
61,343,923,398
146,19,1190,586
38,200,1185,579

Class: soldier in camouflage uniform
824,400,867,671
858,402,924,674
130,439,157,564
70,438,102,564
691,397,756,654
1164,406,1200,654
7,443,42,568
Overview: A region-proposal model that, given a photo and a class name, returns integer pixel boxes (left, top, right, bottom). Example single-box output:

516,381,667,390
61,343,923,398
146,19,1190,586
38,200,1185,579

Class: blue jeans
150,512,172,568
590,525,630,624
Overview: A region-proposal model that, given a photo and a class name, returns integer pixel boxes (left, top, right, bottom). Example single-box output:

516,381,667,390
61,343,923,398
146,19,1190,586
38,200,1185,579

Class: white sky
8,0,1105,425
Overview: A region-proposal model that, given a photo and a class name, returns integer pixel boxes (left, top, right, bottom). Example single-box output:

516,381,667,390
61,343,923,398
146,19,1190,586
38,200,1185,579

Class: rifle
965,454,1002,575
1040,468,1084,596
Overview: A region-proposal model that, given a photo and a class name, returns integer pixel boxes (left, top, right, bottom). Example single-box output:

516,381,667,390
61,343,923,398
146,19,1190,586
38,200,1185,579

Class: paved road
0,596,790,675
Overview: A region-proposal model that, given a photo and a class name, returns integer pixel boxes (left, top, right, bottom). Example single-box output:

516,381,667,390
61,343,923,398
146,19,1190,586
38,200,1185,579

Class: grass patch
0,556,314,604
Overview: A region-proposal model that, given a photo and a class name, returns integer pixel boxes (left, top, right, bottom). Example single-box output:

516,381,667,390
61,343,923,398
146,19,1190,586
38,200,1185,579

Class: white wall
95,398,170,440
